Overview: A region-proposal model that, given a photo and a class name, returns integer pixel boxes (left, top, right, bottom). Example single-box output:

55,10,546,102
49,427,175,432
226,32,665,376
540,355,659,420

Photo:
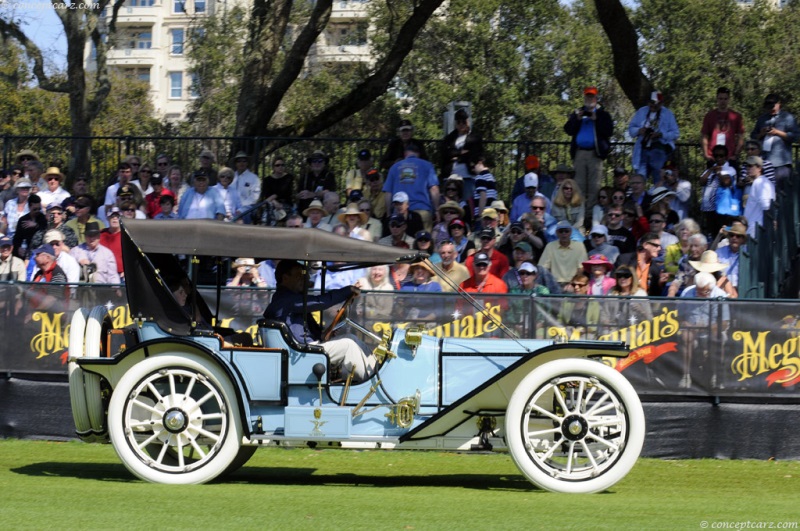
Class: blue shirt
576,117,596,149
384,156,439,212
177,187,226,219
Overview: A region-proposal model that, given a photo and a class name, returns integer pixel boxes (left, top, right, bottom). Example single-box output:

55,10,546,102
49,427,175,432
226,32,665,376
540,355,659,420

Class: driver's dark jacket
263,285,351,344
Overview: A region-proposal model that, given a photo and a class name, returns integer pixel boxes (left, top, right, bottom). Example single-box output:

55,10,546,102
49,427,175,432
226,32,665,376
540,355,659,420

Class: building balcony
330,0,369,21
114,6,159,26
107,47,159,66
309,44,371,64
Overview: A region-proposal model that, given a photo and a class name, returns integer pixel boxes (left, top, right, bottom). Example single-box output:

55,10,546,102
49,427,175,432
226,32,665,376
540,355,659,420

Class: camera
244,266,252,273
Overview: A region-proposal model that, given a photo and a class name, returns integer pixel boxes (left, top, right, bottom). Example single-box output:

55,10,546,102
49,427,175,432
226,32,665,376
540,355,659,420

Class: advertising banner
2,283,798,400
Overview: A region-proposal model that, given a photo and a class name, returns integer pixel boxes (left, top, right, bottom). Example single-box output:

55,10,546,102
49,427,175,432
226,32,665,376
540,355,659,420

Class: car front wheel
108,353,243,484
505,358,645,494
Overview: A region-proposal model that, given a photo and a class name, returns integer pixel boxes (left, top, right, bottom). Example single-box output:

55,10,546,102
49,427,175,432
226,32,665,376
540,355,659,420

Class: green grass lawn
1,439,798,530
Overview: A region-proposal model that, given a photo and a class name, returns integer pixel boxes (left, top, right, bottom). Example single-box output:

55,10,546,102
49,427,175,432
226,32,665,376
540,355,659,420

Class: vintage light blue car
68,219,644,493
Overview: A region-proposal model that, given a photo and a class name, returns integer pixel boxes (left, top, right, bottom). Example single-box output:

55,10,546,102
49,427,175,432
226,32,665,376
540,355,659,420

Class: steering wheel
322,293,356,341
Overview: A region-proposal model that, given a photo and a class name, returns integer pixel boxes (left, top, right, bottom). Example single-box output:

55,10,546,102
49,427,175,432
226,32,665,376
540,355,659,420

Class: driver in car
264,259,375,382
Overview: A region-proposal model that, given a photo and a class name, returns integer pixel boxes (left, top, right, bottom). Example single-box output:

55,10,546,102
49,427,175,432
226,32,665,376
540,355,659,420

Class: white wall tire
68,308,93,439
83,306,111,434
505,358,645,494
107,353,243,484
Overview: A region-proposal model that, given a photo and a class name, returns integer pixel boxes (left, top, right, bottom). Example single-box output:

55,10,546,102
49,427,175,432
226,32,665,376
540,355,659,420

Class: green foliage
633,0,800,139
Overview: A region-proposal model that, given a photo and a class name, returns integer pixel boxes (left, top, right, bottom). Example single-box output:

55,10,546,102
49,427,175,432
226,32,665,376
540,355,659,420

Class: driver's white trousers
317,334,376,381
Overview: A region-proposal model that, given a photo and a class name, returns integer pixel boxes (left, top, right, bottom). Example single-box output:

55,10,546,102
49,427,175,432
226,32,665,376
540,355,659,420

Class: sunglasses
518,271,535,276
19,156,34,161
140,169,152,174
445,188,458,192
480,236,494,241
562,186,573,191
616,272,633,279
47,176,60,181
531,206,545,211
310,159,325,163
649,218,664,223
360,208,370,212
274,163,285,167
613,195,625,201
157,162,169,166
645,241,662,248
571,282,588,288
389,222,405,228
449,225,464,230
123,208,137,212
624,212,636,217
475,263,489,268
510,229,523,235
608,213,622,218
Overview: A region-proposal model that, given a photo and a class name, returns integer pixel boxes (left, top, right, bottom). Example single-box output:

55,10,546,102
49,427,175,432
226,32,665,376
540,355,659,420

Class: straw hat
337,203,368,224
726,221,748,237
409,260,436,277
302,199,326,217
44,167,64,181
438,200,464,218
233,258,256,270
491,200,508,213
689,250,726,273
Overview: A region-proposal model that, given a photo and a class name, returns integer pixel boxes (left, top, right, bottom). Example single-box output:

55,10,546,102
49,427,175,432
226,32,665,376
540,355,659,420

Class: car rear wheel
505,358,645,494
108,353,243,484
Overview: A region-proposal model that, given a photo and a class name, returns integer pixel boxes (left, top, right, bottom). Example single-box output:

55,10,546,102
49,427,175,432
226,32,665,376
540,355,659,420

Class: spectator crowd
1,88,793,312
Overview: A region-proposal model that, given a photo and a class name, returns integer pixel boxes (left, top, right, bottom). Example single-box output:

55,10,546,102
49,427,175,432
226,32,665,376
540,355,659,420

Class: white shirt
56,251,81,283
233,169,261,208
38,187,71,209
744,175,775,237
213,184,242,220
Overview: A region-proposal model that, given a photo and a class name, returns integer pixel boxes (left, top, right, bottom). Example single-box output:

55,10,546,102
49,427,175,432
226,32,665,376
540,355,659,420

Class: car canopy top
121,219,427,335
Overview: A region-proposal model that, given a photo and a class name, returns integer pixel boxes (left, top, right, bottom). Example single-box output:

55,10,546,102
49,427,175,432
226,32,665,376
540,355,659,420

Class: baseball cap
479,228,495,240
519,262,538,274
357,149,371,161
590,225,609,237
389,213,406,225
392,191,409,203
555,220,572,232
43,230,64,244
33,244,56,257
473,252,491,266
584,86,598,96
514,241,532,254
524,172,538,188
650,90,664,103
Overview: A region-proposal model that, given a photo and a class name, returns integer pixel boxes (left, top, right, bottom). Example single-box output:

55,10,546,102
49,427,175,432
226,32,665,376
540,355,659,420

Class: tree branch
270,0,446,138
0,18,68,92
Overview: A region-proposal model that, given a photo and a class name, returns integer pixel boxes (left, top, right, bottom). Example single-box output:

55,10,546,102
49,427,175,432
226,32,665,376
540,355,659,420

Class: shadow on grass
227,466,537,491
11,462,538,491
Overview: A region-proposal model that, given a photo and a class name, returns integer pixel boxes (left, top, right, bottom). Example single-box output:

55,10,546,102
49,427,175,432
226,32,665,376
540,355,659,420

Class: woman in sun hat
582,254,616,295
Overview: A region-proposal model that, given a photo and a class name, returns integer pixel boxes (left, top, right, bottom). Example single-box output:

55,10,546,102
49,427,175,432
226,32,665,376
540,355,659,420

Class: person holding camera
563,86,614,226
628,90,680,188
751,93,798,191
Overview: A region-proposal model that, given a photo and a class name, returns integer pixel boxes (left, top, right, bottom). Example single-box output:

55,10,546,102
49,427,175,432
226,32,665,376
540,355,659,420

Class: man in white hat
38,167,70,208
43,229,80,283
231,151,260,221
628,90,680,187
302,199,332,231
387,191,423,238
714,221,747,289
510,172,549,222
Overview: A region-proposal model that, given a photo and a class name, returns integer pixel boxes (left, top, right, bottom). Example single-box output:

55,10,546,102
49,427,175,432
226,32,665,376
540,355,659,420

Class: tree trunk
593,0,653,108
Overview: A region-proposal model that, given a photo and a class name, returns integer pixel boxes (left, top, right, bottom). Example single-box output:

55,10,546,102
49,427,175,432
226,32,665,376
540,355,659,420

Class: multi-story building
87,0,371,121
